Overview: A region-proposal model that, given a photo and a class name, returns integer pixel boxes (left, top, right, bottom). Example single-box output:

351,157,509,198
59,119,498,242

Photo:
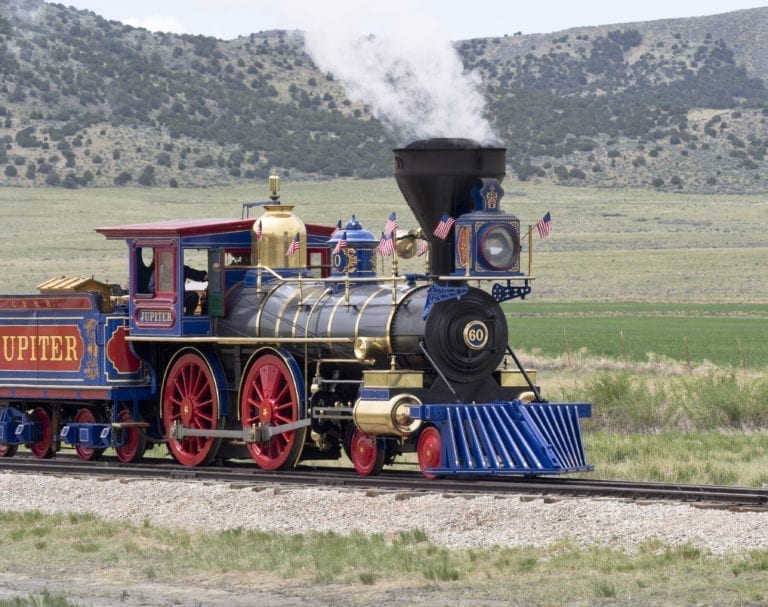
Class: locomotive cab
96,218,256,338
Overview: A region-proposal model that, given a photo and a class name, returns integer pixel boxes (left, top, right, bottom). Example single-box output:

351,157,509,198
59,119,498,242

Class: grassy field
1,510,767,606
2,180,768,300
505,301,768,368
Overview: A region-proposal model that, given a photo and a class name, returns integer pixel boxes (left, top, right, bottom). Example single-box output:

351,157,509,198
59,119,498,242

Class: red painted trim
96,218,257,239
96,219,337,240
0,387,112,399
307,223,336,237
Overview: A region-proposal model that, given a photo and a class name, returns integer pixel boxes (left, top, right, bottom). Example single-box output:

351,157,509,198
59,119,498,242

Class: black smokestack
393,138,506,276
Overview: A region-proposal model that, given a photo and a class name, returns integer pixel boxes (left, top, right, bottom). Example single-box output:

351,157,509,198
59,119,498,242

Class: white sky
59,0,768,41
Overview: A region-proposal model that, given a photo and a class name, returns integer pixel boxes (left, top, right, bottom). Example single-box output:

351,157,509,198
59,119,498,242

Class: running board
411,400,592,476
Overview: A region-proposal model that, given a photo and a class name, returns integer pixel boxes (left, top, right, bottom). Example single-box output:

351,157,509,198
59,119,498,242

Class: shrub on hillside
114,171,132,185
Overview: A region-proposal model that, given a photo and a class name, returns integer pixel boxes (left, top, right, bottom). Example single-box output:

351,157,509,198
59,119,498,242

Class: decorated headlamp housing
453,178,521,277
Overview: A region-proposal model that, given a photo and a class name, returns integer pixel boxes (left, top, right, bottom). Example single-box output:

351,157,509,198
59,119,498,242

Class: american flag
285,233,300,256
332,231,347,255
536,212,552,239
416,239,428,257
255,220,262,240
433,213,455,240
383,212,397,236
378,231,395,256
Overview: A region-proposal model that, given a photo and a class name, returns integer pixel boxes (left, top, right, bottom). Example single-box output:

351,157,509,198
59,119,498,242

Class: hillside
0,0,767,193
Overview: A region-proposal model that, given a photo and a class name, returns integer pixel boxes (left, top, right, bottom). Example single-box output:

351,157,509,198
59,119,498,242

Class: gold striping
353,286,389,340
291,286,325,339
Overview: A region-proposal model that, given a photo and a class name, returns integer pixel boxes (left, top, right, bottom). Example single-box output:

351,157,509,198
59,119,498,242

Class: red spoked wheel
28,407,54,459
0,443,18,457
240,352,304,470
73,408,106,461
114,408,147,464
350,429,385,476
417,426,442,479
162,352,221,467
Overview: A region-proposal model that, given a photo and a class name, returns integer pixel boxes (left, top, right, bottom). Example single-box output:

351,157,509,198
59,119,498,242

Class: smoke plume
291,2,499,145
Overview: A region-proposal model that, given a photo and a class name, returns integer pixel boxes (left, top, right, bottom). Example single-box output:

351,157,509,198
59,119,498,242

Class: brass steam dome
253,173,306,269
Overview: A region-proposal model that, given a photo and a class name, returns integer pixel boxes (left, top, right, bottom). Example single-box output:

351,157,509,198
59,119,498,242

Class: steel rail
1,455,766,510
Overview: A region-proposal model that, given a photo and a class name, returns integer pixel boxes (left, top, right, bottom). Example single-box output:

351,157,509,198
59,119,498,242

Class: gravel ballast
2,472,767,555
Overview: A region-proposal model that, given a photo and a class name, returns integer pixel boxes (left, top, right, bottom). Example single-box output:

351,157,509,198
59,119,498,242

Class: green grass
0,591,82,607
1,510,767,605
2,182,768,301
506,301,768,368
582,431,768,486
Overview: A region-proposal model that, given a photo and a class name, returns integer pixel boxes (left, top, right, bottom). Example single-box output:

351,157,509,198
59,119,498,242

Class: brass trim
499,368,537,387
362,370,423,388
463,320,489,350
128,336,354,344
325,291,348,338
305,287,332,339
254,281,282,337
293,286,326,340
353,337,390,361
274,284,300,338
353,392,422,436
383,283,425,361
353,286,388,340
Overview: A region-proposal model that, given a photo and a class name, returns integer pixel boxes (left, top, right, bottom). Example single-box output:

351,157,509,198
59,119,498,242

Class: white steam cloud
288,2,499,145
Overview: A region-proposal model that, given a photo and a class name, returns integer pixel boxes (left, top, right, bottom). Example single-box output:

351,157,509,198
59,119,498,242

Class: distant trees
138,165,156,186
15,127,41,148
114,171,133,185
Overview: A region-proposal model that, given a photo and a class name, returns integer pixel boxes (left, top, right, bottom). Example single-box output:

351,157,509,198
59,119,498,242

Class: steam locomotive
0,139,591,477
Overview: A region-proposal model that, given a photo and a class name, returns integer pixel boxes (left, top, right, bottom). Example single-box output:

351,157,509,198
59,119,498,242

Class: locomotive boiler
0,138,591,478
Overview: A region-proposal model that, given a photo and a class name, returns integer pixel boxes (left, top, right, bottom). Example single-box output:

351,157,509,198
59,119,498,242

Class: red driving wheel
240,352,304,470
73,408,106,461
162,352,221,466
114,408,147,464
417,426,442,479
0,442,17,457
28,406,54,459
350,429,385,476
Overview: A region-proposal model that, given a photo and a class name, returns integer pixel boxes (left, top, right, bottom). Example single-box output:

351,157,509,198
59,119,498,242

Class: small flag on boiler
255,220,262,240
536,212,552,239
433,212,455,240
378,231,395,256
416,239,428,257
383,212,398,237
285,233,300,256
332,231,347,255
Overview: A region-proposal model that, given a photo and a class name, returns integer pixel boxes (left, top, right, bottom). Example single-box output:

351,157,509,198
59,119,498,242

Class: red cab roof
96,218,336,240
95,218,256,239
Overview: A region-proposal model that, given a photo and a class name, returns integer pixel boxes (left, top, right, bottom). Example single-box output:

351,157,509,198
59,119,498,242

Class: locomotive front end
381,137,593,477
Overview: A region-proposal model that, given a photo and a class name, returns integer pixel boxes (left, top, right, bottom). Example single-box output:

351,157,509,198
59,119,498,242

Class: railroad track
1,454,766,511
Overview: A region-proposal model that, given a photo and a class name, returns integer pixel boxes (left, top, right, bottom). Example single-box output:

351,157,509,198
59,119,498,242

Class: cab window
155,250,175,294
